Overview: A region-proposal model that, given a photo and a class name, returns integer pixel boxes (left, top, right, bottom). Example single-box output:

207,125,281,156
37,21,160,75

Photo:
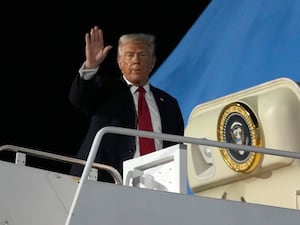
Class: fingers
84,26,113,68
90,26,101,42
86,26,103,44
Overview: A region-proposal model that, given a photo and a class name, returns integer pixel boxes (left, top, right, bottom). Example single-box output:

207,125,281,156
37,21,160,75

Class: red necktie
137,86,155,155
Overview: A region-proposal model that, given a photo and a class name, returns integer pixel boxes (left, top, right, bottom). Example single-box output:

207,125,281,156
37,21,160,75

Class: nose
132,53,141,62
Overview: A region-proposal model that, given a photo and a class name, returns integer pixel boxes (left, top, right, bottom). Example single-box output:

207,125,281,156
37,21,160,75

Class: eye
139,52,150,58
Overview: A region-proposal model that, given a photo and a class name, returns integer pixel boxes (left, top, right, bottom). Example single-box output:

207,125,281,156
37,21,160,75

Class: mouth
132,68,143,73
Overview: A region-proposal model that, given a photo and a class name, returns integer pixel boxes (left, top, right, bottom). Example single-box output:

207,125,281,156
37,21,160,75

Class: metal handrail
0,144,123,185
65,126,300,225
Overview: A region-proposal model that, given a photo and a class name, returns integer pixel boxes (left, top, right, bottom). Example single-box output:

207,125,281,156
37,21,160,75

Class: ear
151,56,156,70
117,57,122,69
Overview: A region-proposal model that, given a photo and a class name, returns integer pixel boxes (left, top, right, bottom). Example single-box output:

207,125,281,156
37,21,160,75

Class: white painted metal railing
65,126,300,225
0,144,123,184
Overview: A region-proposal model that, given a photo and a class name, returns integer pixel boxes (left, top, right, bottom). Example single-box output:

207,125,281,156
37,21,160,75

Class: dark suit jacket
69,72,184,183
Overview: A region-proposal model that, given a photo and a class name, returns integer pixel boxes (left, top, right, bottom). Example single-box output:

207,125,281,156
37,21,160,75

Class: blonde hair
118,33,156,57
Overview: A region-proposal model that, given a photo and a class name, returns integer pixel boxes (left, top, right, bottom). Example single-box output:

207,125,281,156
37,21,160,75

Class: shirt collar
123,75,151,94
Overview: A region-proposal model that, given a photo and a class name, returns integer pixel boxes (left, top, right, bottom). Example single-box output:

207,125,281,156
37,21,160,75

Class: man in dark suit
69,26,184,183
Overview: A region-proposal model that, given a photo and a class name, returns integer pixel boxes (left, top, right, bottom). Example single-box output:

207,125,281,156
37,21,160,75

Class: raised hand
84,26,113,69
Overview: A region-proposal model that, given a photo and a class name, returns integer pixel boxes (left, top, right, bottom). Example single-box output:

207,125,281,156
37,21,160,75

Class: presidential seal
217,102,263,173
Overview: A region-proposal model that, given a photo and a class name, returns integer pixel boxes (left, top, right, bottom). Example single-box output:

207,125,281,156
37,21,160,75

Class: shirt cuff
79,63,99,80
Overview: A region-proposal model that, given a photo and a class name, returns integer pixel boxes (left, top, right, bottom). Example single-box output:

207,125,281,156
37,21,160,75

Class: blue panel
150,0,300,126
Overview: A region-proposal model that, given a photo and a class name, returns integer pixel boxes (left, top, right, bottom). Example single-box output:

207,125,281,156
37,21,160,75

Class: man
70,26,184,183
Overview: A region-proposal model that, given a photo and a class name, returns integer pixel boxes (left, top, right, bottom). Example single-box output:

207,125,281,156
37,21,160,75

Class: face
118,41,156,86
